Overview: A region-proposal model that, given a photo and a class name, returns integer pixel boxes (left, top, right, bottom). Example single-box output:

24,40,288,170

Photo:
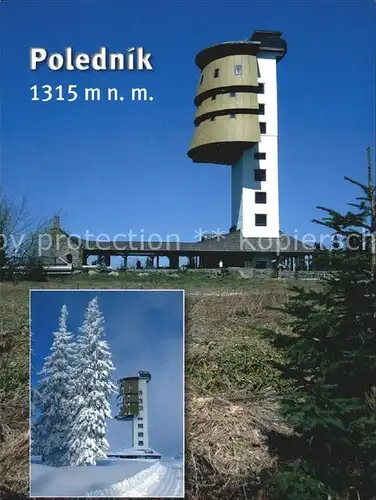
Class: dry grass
184,291,293,499
0,383,29,498
185,388,292,500
188,390,289,474
0,426,29,499
187,291,288,340
0,277,316,499
0,284,29,499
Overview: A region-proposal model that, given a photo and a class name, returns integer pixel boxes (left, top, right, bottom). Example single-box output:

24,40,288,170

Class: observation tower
111,370,161,459
188,30,287,239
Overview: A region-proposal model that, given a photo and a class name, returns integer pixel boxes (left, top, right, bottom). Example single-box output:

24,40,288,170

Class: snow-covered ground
146,459,183,497
30,456,184,497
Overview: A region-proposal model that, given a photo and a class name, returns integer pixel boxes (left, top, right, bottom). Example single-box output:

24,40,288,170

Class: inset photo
30,289,184,498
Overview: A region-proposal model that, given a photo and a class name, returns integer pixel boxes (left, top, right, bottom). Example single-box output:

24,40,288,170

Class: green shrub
23,257,46,281
268,463,334,500
0,362,28,393
266,151,376,498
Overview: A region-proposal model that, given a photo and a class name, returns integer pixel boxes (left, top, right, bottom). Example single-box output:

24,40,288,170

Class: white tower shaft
231,53,280,238
132,377,149,449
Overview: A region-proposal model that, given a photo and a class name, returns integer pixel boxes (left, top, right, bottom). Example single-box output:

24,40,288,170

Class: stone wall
123,268,329,280
279,270,330,280
237,268,276,279
40,233,83,267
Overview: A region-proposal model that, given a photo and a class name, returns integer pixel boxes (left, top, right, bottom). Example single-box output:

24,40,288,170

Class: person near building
218,260,224,275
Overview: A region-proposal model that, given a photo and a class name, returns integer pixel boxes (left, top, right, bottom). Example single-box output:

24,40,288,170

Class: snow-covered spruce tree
30,387,41,456
66,297,117,466
267,148,376,499
32,305,76,466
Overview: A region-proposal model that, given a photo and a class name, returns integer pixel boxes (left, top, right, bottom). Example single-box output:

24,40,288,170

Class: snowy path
31,458,184,497
31,458,154,497
90,460,184,497
146,460,184,497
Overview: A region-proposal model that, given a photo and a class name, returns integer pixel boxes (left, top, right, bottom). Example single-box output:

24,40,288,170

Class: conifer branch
344,176,370,196
367,147,376,279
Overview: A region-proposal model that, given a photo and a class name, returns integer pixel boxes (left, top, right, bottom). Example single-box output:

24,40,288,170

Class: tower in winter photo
188,30,286,239
30,290,184,497
113,370,162,459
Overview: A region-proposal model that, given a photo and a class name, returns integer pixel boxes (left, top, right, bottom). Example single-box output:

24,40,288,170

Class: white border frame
29,288,186,499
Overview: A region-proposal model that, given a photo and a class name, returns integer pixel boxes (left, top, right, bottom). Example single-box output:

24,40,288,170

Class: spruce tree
268,148,376,499
66,296,117,466
32,305,76,466
30,387,40,455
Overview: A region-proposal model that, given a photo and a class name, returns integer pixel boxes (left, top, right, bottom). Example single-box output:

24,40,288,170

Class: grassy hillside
0,274,320,499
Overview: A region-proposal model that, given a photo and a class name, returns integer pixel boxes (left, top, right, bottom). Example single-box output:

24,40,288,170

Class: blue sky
31,290,184,456
2,1,375,242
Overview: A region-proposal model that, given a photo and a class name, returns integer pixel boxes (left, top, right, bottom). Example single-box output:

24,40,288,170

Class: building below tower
39,217,316,273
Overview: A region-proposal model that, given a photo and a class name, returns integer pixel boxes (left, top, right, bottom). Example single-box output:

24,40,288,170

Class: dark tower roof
250,30,287,59
250,30,283,40
195,30,286,70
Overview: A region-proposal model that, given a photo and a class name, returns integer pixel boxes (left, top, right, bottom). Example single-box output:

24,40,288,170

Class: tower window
234,64,242,75
258,83,265,93
255,192,267,204
255,214,267,226
139,398,143,403
214,68,219,78
260,122,266,134
139,405,143,410
258,104,265,114
254,169,266,182
138,423,143,429
230,113,236,119
138,432,144,438
230,92,236,97
138,417,143,420
254,152,266,160
138,441,144,446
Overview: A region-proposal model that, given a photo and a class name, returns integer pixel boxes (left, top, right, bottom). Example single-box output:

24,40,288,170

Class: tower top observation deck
188,29,287,166
195,30,286,70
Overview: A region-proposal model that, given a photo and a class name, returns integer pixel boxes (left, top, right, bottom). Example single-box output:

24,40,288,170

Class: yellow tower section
188,42,264,165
